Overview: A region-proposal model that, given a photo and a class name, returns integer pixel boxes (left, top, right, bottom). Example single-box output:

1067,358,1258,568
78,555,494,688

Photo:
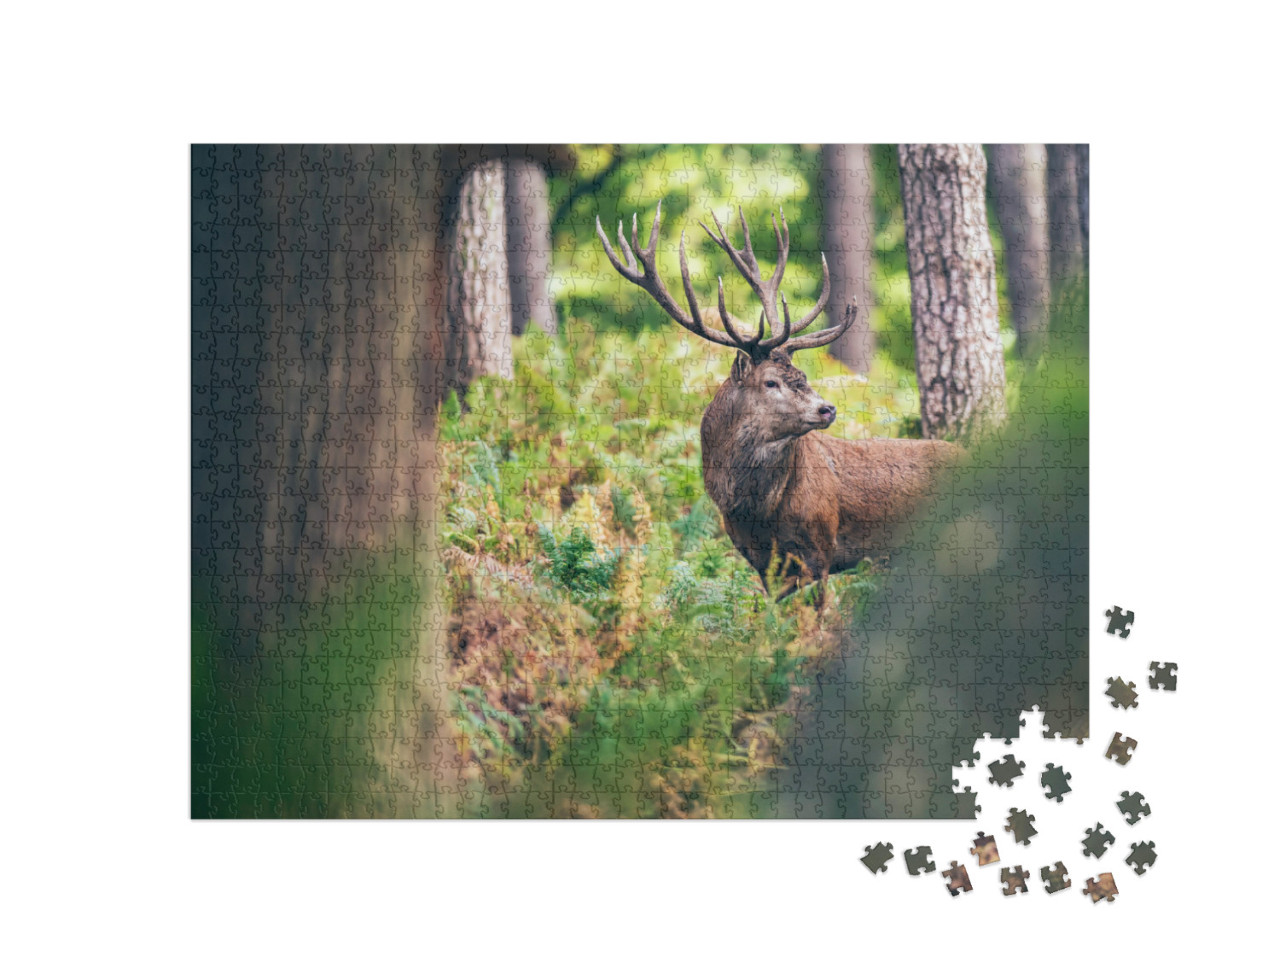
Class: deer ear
730,352,752,383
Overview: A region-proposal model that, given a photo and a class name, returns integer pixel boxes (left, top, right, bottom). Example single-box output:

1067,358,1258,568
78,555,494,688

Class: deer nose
818,404,837,424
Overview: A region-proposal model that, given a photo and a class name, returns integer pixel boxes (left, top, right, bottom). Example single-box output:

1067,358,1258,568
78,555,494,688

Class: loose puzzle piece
1041,862,1071,894
1105,676,1138,709
943,861,973,897
988,753,1026,787
860,842,894,874
904,847,935,876
1149,661,1178,691
1001,865,1030,895
971,832,1000,865
1083,873,1119,903
1126,841,1158,875
1105,606,1135,638
1116,790,1151,825
1082,822,1115,858
1105,732,1138,765
1005,808,1037,845
1041,763,1072,802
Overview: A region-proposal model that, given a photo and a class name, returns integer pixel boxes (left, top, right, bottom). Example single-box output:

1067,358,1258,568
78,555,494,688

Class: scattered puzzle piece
1005,808,1037,845
904,847,935,876
1083,873,1119,903
1105,606,1135,638
1106,732,1138,765
860,842,894,874
1126,841,1158,875
988,753,1026,787
971,832,1000,865
1041,862,1071,894
1041,763,1072,802
1082,823,1115,858
1149,661,1178,691
943,861,972,896
1116,790,1152,825
1001,865,1030,895
1105,676,1138,709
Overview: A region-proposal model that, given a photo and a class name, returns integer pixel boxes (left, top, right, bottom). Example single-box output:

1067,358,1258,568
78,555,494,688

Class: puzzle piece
1116,790,1152,825
942,861,972,897
904,847,935,876
1082,823,1115,858
1001,865,1030,895
1041,763,1072,802
971,832,1000,865
1105,606,1135,638
952,783,982,818
1126,841,1158,875
860,842,894,874
1105,676,1138,709
1041,862,1071,894
1005,808,1037,845
988,753,1026,787
1083,873,1119,903
1149,661,1178,691
1105,732,1138,765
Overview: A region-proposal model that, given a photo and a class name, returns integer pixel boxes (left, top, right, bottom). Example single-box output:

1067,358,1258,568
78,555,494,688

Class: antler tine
597,216,642,281
785,251,832,337
785,299,857,355
713,275,763,348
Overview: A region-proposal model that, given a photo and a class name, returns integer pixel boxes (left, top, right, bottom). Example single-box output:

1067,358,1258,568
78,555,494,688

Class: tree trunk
445,159,513,399
1046,144,1085,297
1074,143,1090,260
504,157,557,336
819,144,875,374
987,144,1051,358
898,143,1007,442
192,144,458,817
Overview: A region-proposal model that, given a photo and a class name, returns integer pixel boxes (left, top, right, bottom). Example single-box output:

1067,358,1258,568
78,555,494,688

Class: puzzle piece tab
1105,606,1135,638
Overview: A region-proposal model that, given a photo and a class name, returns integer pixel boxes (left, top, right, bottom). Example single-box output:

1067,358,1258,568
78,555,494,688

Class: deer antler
598,202,844,360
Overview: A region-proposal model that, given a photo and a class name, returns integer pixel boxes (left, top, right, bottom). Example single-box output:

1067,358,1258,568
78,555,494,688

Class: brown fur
700,348,960,602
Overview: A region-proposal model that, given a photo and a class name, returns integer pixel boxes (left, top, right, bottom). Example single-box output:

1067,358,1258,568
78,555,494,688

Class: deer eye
764,380,779,389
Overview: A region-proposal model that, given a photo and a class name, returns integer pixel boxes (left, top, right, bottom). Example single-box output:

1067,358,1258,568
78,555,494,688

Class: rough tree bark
192,144,457,817
445,158,513,399
1074,144,1090,260
504,157,557,336
820,143,875,374
898,143,1007,442
1046,144,1085,298
987,144,1051,358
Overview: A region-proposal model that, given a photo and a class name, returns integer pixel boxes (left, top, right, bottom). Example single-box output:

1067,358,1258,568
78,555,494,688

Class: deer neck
704,417,800,520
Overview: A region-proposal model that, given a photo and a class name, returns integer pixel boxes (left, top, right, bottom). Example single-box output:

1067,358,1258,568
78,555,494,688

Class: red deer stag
597,203,961,604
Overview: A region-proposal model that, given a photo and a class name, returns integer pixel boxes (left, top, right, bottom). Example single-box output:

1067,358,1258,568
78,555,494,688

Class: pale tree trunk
1046,144,1085,298
987,144,1051,358
898,143,1007,442
445,159,513,399
1074,144,1090,260
192,144,458,817
504,157,557,336
820,143,875,374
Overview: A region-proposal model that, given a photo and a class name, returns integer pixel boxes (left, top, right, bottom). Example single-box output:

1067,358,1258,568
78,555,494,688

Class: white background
4,2,1276,959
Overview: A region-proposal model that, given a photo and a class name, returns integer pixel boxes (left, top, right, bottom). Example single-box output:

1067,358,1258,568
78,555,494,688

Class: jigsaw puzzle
1041,763,1073,802
861,842,895,874
191,143,1089,819
1083,873,1119,903
1041,862,1071,894
1149,661,1178,691
1105,606,1135,637
1082,823,1116,858
1116,790,1152,825
1126,841,1158,875
943,861,973,896
1004,808,1038,845
1105,676,1139,709
904,847,936,876
1001,866,1031,895
1106,732,1139,766
971,832,1001,865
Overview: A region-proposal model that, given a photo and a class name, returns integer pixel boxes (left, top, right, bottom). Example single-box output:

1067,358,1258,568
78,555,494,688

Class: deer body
598,204,960,601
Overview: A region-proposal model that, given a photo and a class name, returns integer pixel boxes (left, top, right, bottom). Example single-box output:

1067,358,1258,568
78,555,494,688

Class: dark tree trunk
504,158,557,336
445,159,513,399
819,144,875,374
987,144,1051,358
1074,143,1090,260
1046,144,1085,298
192,144,457,816
898,143,1007,442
